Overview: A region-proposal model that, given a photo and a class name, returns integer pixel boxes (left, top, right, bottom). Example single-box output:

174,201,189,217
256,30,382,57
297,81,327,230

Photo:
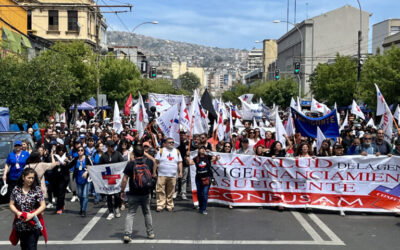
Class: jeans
76,182,89,212
178,167,190,195
17,229,41,250
195,177,211,212
69,172,77,195
156,176,176,210
124,194,154,236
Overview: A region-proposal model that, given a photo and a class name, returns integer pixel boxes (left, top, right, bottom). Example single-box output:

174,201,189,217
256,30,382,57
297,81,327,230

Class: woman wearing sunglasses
68,146,93,217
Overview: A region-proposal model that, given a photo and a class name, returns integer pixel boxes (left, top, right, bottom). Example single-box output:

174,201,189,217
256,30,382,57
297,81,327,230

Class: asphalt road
0,193,399,250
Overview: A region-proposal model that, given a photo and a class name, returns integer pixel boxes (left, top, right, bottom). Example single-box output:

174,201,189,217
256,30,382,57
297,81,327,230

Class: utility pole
356,0,362,82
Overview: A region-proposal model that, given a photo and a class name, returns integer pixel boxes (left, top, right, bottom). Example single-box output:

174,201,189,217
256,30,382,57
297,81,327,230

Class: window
390,26,400,35
48,10,58,30
27,11,32,30
68,10,78,31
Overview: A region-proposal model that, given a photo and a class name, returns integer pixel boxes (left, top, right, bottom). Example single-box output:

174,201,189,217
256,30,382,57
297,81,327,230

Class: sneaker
120,204,125,211
181,194,188,200
173,192,177,199
52,198,56,203
81,211,86,217
147,233,155,239
46,203,54,209
71,195,78,202
201,210,208,215
66,186,72,193
56,210,62,215
123,235,131,243
106,213,114,220
166,207,173,212
156,207,163,212
115,208,121,218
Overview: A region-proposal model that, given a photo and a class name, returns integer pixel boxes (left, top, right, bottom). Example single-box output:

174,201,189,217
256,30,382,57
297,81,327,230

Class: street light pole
356,0,362,82
273,20,303,97
129,21,158,69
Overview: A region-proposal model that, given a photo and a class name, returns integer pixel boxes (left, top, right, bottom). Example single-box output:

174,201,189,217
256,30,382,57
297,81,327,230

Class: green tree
0,52,74,123
250,78,298,107
309,55,357,107
222,83,250,105
178,72,200,94
359,46,400,110
99,54,142,106
47,41,98,107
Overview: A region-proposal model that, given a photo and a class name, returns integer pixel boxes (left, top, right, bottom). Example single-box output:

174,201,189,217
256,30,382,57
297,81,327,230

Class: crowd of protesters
4,108,400,247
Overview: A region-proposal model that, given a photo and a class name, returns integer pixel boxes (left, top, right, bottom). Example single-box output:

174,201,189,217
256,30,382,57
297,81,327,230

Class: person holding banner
373,129,392,155
393,140,400,156
189,146,219,215
266,141,286,158
99,140,124,220
350,133,380,156
295,143,313,157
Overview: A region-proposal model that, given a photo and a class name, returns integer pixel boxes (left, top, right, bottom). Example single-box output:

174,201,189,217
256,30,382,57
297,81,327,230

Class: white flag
379,107,394,143
351,100,365,120
189,90,208,135
275,113,286,148
296,96,302,113
311,98,331,115
339,112,348,133
290,97,296,109
59,112,66,123
366,118,375,128
316,126,326,152
152,98,171,112
235,118,244,127
112,101,123,134
375,84,387,116
179,95,190,131
217,103,225,141
135,92,148,139
394,105,400,121
334,102,341,126
285,111,295,137
238,94,254,104
157,104,180,147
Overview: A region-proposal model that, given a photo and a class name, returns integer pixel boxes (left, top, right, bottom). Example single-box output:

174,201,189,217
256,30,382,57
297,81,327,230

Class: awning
21,35,32,48
1,27,16,42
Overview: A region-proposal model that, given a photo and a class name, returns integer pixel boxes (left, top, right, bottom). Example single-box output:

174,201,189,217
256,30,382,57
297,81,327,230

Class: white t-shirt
76,119,87,128
155,148,182,177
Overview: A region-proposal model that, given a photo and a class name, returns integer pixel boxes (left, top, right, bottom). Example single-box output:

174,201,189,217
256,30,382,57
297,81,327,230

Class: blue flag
291,108,339,138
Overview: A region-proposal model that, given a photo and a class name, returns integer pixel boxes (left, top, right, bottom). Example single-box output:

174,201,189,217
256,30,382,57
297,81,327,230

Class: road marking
72,207,108,242
291,211,324,242
308,213,345,245
0,240,344,245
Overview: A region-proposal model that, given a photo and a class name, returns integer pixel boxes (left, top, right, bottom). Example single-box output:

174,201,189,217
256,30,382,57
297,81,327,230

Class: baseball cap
14,140,22,146
232,132,238,137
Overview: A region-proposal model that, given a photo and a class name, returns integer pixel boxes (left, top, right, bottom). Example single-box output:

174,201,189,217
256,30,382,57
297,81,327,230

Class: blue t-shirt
75,159,88,185
6,150,30,181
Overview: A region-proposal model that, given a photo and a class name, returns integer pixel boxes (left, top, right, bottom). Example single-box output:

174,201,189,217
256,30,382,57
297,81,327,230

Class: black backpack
132,159,154,190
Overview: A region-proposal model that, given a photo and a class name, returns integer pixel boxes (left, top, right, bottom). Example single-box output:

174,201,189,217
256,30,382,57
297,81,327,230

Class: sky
102,0,400,50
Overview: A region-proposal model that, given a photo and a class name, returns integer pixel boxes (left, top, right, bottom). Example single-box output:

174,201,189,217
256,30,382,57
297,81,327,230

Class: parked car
0,132,35,203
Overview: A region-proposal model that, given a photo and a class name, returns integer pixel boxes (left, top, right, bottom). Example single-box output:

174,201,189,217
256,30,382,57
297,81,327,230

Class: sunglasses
224,146,231,148
78,149,85,152
364,138,372,140
167,142,174,144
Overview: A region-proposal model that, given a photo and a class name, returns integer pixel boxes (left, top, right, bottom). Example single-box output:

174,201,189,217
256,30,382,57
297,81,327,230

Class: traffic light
149,67,157,78
140,60,148,74
275,69,280,80
294,62,300,74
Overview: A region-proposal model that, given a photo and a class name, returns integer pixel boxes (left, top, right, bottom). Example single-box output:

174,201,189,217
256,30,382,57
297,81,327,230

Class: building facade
275,5,370,97
171,61,205,90
0,0,32,57
16,0,105,49
372,19,400,54
262,39,277,81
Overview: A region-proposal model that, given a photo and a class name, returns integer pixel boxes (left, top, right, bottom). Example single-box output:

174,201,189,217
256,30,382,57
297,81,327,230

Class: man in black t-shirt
121,145,155,243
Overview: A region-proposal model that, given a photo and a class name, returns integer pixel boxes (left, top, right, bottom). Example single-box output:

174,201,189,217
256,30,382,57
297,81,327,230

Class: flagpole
147,123,157,149
187,115,194,153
